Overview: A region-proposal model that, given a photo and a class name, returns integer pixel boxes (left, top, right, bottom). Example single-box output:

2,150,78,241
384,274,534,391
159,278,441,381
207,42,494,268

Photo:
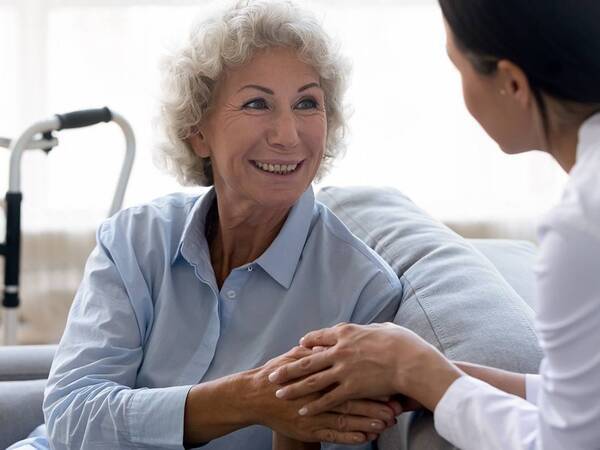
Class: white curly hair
155,0,350,186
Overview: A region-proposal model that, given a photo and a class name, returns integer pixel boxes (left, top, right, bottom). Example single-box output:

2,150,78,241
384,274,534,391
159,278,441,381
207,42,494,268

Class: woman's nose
267,110,299,149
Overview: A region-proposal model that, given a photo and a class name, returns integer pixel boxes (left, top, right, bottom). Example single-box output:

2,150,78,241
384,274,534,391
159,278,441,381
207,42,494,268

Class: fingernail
275,389,286,399
353,435,364,443
380,409,392,420
268,371,278,382
371,421,384,430
298,407,308,416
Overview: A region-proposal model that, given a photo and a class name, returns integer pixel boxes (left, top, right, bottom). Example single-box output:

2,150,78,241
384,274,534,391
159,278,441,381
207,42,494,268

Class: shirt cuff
433,375,476,446
525,373,541,405
128,384,194,449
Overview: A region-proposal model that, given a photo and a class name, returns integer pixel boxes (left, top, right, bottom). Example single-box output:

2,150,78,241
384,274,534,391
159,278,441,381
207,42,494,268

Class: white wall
1,0,567,233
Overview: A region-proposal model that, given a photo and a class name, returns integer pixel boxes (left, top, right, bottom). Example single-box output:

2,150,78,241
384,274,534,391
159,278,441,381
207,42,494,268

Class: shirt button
226,290,236,299
247,266,253,272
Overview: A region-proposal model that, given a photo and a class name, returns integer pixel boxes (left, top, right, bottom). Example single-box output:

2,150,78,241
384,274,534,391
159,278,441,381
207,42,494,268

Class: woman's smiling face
189,46,327,210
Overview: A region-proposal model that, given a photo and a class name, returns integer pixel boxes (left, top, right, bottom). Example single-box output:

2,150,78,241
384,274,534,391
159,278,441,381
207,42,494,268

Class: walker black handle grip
3,192,22,308
56,107,112,130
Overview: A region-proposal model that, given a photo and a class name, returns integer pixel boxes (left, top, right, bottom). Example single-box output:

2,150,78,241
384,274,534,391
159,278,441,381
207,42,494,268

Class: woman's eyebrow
298,82,321,92
237,82,321,95
238,84,274,94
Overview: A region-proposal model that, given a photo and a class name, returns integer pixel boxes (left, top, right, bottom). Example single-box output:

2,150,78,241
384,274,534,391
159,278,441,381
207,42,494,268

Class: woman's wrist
393,345,463,412
184,371,255,445
453,361,526,398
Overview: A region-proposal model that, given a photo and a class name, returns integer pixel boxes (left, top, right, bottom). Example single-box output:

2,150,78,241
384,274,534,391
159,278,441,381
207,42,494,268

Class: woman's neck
547,123,579,172
544,100,598,172
206,194,290,288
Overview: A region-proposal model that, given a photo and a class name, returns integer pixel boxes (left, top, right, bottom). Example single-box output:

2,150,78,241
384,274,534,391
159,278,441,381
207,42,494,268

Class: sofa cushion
317,186,543,450
469,238,537,309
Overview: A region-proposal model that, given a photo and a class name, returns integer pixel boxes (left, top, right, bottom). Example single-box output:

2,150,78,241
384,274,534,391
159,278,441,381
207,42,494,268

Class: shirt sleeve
349,269,403,325
434,376,539,450
525,374,541,405
434,214,600,450
43,222,193,449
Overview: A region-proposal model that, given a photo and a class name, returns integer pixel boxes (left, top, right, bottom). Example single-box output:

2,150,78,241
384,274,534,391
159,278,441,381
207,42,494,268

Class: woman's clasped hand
269,323,462,415
242,345,399,445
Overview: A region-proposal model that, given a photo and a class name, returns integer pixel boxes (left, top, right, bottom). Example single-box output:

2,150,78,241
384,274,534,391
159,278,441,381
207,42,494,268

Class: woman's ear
187,128,211,158
497,60,532,109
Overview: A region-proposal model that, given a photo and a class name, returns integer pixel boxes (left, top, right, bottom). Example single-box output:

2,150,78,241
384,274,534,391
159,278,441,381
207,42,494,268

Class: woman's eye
295,98,319,110
243,98,268,109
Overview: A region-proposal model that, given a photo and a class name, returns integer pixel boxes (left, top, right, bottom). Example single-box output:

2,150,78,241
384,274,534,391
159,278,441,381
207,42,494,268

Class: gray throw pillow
317,186,543,450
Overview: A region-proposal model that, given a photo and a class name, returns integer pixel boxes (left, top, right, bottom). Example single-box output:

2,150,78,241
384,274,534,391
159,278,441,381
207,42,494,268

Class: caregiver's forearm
454,361,526,398
184,371,255,446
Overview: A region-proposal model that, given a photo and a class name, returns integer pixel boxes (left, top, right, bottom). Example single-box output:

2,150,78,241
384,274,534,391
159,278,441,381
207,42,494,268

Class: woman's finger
267,346,313,367
299,327,340,348
331,400,395,424
319,412,387,435
386,399,404,416
312,429,368,445
298,385,350,417
275,369,337,400
269,350,333,384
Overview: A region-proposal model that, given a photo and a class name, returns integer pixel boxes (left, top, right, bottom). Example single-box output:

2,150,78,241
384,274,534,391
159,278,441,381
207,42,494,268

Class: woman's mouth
251,160,303,175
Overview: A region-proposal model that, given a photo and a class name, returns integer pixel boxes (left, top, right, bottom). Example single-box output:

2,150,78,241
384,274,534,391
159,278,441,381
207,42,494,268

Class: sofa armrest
0,379,46,449
0,345,57,382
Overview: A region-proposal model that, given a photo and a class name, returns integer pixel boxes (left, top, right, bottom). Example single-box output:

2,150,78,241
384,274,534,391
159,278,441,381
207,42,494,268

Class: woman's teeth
253,161,299,175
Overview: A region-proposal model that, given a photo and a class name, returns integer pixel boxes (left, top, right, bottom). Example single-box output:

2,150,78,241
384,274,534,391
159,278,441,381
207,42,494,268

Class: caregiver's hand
247,346,395,445
268,323,463,415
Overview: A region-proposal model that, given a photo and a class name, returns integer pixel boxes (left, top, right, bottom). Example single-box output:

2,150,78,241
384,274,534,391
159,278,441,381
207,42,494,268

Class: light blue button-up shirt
39,186,402,450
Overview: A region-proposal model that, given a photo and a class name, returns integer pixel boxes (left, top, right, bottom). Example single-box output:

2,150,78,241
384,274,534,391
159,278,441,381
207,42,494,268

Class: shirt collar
255,186,316,289
173,186,316,289
577,112,600,162
172,188,215,267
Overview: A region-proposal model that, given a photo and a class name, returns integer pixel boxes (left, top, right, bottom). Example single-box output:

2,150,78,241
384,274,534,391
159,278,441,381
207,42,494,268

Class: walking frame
0,107,136,345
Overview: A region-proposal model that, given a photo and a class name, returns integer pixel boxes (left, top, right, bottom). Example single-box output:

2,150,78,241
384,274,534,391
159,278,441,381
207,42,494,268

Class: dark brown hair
439,0,600,127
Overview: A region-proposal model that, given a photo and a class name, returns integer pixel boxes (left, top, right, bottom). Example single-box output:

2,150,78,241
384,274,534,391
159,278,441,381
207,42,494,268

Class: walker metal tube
4,117,59,346
8,117,61,191
107,111,136,217
0,136,59,151
2,108,135,345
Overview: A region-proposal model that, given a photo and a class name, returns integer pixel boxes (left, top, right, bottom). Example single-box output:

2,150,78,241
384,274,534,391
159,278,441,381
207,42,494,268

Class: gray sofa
0,186,543,449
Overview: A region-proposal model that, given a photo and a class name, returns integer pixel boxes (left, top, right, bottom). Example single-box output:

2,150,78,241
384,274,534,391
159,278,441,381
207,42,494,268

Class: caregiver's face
444,22,541,154
192,46,327,210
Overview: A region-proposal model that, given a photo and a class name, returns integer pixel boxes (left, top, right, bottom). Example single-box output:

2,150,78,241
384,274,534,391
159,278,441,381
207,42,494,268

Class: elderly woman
30,1,403,450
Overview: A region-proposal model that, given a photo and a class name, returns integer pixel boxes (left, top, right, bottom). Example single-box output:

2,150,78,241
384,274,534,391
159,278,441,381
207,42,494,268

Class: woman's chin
497,141,533,155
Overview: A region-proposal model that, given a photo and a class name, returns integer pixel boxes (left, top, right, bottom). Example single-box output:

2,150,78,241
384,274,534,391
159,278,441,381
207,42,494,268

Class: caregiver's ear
187,128,211,158
497,60,533,109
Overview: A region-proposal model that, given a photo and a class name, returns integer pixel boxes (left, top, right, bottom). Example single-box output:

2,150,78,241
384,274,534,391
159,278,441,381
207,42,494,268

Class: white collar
577,112,600,161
